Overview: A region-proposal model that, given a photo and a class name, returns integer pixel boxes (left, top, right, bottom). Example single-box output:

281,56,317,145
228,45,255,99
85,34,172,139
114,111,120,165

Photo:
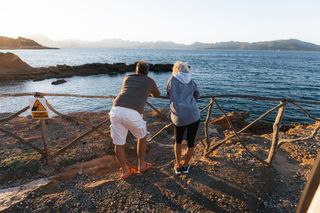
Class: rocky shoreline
31,62,173,81
0,52,173,81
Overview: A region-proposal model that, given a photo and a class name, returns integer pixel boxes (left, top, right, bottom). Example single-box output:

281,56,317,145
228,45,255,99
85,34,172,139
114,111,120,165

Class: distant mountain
208,39,320,51
20,35,320,51
0,36,57,49
29,35,186,49
189,42,213,49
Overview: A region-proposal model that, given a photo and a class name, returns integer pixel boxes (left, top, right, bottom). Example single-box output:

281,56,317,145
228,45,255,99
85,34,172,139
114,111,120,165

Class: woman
167,61,200,175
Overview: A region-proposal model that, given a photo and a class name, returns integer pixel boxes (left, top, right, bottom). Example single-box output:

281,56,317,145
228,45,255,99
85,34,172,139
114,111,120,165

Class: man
110,61,160,179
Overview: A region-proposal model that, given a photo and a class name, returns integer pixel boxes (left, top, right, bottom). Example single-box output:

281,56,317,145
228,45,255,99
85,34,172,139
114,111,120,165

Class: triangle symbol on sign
32,100,46,111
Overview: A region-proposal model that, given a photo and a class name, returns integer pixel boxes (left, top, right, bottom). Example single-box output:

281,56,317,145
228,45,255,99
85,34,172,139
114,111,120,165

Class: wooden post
40,119,51,165
204,98,214,151
35,92,51,164
214,99,268,165
267,101,286,164
205,102,284,157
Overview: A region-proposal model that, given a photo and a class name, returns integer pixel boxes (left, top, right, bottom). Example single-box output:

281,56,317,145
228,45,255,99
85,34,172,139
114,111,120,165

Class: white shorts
109,106,147,145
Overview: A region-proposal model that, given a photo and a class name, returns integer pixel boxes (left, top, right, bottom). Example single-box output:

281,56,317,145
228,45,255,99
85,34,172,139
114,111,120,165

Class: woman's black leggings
174,120,200,148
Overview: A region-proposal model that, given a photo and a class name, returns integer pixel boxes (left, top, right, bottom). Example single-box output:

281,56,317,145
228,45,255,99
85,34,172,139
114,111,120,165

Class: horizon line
2,34,320,46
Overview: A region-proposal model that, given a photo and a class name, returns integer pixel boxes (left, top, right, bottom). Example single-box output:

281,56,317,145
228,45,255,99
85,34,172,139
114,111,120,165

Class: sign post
29,96,51,164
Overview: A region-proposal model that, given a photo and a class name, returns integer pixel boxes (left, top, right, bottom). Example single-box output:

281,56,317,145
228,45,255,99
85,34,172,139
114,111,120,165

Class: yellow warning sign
32,100,47,111
32,111,49,119
29,98,49,119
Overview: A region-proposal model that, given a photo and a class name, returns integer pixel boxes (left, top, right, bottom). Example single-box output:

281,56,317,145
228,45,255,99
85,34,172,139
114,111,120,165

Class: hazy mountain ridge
2,35,320,51
29,35,320,51
29,35,187,49
209,39,320,51
0,36,57,49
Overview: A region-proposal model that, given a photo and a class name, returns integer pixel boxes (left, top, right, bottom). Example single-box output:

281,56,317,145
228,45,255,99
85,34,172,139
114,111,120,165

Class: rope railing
1,92,320,105
0,92,319,166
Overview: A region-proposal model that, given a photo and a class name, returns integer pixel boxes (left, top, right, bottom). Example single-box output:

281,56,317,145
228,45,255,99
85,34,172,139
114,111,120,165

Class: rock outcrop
210,111,292,135
210,112,250,131
0,52,33,75
51,79,67,85
0,52,173,81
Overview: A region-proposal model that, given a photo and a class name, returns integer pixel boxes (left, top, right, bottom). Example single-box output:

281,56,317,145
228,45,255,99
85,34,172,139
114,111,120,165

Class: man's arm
150,79,161,98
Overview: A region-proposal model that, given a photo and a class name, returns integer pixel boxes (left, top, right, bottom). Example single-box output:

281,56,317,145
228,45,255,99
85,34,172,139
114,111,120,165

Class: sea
0,48,320,123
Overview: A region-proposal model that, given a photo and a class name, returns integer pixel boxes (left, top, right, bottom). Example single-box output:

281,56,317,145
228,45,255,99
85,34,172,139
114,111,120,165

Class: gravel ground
0,111,319,212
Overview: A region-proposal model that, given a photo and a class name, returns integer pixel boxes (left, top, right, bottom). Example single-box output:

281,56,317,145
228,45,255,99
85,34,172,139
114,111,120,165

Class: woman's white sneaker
181,165,190,174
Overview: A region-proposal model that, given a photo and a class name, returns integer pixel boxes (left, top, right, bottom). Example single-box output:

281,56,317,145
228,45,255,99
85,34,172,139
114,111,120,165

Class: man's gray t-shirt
113,74,158,114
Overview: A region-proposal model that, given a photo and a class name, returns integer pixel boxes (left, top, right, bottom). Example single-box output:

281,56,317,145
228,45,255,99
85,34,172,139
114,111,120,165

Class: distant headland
0,36,58,50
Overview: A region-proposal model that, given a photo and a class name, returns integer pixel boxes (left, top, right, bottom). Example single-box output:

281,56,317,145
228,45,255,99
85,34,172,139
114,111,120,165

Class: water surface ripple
0,49,319,123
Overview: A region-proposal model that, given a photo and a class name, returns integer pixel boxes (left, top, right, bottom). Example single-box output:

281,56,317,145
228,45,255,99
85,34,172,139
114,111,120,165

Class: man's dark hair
135,61,149,75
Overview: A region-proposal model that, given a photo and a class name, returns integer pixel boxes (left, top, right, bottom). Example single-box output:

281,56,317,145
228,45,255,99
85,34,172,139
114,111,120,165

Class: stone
247,120,273,134
211,111,249,130
51,79,67,85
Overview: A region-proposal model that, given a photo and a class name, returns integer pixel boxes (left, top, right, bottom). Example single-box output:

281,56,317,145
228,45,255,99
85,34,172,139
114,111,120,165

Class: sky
1,0,320,44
